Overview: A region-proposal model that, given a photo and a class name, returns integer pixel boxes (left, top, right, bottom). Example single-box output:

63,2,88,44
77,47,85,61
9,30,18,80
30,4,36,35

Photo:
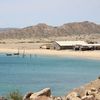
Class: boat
13,48,20,55
22,49,25,58
13,52,19,55
6,53,12,56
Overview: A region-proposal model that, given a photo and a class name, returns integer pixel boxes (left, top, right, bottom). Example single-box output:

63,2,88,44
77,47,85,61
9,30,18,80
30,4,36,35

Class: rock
66,97,81,100
31,95,52,100
91,88,97,92
82,95,94,100
29,88,52,100
34,88,51,97
23,92,33,100
95,93,100,100
61,96,66,100
85,88,98,97
54,97,62,100
66,92,81,100
53,96,67,100
97,88,100,92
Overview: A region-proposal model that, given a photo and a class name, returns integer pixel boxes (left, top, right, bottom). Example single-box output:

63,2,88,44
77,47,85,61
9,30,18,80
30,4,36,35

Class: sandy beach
0,42,100,60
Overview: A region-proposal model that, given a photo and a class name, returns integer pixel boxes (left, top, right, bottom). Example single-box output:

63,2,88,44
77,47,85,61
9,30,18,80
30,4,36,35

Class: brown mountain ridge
0,21,100,39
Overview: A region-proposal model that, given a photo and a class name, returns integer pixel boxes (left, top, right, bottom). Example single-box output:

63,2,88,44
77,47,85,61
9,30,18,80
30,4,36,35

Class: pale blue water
0,54,100,96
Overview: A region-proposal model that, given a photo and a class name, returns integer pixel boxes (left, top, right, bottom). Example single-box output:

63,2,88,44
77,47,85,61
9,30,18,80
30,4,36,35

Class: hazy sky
0,0,100,28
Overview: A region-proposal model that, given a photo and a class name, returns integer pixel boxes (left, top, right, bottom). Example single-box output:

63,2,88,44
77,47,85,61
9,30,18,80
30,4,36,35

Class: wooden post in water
22,49,25,58
30,54,32,59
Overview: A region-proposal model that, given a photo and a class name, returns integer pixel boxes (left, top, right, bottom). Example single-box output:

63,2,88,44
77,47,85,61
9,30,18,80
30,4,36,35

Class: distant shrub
0,42,6,44
6,90,23,100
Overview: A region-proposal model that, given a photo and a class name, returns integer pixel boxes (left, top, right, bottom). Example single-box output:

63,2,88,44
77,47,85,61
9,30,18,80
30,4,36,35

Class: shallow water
0,53,100,96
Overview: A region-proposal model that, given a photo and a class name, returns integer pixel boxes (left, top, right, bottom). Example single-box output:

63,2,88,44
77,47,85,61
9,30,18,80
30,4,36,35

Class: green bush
6,90,23,100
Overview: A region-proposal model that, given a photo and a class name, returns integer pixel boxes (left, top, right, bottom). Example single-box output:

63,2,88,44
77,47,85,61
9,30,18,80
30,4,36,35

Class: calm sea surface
0,53,100,96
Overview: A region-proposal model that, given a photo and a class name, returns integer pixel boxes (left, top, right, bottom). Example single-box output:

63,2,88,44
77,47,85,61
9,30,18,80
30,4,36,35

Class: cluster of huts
40,41,100,51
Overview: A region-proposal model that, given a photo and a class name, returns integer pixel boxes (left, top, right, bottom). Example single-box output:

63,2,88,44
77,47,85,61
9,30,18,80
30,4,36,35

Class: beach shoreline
0,48,100,60
0,41,99,60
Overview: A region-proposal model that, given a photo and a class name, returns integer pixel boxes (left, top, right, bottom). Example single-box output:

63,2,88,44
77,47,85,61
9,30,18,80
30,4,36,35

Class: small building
52,41,87,50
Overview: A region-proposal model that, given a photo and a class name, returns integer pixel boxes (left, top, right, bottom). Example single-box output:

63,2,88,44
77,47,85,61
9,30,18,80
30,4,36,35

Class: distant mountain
0,21,100,39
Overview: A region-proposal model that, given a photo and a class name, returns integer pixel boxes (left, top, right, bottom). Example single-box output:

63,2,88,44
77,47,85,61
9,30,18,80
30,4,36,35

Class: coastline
0,48,100,60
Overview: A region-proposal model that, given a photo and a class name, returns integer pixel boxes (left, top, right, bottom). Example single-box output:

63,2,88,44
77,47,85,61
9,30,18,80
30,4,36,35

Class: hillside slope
0,21,100,39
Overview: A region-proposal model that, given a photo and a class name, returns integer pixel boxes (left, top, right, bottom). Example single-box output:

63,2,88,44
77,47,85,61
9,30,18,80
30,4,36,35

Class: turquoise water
0,54,100,96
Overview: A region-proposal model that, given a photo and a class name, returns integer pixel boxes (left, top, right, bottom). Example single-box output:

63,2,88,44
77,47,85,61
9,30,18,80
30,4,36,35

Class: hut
52,41,87,50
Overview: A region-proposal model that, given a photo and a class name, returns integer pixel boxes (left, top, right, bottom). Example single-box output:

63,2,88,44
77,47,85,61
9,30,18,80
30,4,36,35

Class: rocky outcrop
23,78,100,100
66,92,81,100
23,88,52,100
23,92,33,100
66,78,100,100
23,87,100,100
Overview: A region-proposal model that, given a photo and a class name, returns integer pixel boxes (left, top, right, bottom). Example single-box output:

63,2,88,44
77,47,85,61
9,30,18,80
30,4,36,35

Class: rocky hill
0,21,100,40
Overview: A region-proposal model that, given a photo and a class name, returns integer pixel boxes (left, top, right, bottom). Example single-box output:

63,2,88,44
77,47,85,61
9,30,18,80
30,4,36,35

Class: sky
0,0,100,28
